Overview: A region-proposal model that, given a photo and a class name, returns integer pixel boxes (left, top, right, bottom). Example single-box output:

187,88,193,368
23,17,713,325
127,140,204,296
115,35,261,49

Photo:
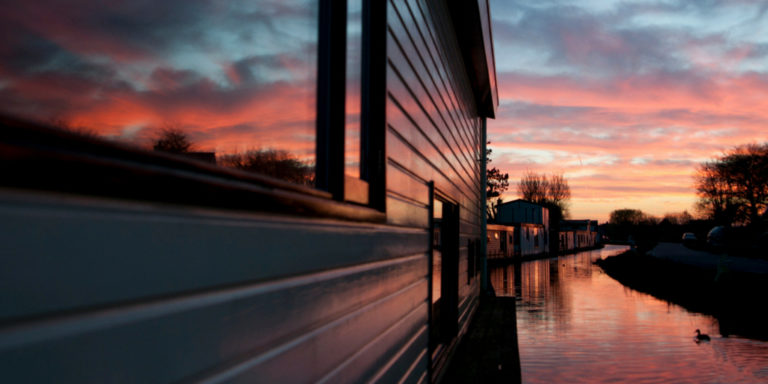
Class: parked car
706,226,726,252
682,232,698,247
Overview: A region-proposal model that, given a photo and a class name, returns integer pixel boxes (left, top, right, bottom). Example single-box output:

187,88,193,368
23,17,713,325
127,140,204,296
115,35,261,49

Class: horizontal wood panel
396,4,474,162
388,0,476,174
411,0,479,148
461,218,482,235
418,0,477,120
385,0,484,244
386,123,461,202
385,3,485,371
386,72,464,195
386,195,429,228
457,278,480,341
387,160,430,207
0,253,428,383
386,44,474,194
387,113,480,224
461,205,482,226
410,0,467,123
399,0,480,179
316,305,427,383
369,326,428,384
204,279,429,383
0,192,427,321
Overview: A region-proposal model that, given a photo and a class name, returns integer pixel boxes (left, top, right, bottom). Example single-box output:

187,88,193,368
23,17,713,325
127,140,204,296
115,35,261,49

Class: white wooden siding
0,191,429,383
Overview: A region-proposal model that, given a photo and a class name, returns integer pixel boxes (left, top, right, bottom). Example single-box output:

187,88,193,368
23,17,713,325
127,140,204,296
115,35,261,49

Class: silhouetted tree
219,148,314,186
548,173,571,206
695,161,740,225
606,208,662,250
486,144,509,221
609,208,649,226
153,126,192,154
518,171,571,218
518,171,548,204
662,211,693,226
50,118,99,138
519,171,572,253
695,143,768,226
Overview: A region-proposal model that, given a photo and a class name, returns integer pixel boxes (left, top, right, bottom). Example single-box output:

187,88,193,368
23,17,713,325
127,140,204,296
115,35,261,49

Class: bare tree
219,148,314,186
548,173,571,203
518,171,572,253
518,171,548,204
518,171,570,217
153,125,192,154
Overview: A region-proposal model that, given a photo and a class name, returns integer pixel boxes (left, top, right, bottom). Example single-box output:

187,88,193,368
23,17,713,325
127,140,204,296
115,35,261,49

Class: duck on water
695,329,711,342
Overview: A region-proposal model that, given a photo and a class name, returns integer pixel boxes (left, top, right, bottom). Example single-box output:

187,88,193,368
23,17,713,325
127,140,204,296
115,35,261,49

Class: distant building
497,199,549,226
560,219,600,252
496,199,549,258
487,224,515,260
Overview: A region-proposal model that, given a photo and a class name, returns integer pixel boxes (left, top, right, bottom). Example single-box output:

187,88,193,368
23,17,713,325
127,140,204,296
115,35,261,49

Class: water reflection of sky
0,0,317,159
491,245,768,383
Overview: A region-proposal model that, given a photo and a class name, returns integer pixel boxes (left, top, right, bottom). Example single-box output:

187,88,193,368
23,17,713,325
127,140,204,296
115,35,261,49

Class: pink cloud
489,70,768,221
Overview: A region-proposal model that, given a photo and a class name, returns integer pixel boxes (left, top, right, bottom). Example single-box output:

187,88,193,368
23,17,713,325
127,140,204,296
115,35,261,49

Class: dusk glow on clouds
488,0,768,222
0,0,319,161
2,1,766,218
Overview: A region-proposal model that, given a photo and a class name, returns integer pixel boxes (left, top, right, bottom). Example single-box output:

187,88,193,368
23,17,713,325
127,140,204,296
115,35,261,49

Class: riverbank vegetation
602,143,767,257
596,251,768,341
602,208,715,253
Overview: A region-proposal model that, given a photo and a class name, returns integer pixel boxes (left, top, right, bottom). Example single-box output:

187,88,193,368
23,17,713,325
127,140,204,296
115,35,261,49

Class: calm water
490,245,768,384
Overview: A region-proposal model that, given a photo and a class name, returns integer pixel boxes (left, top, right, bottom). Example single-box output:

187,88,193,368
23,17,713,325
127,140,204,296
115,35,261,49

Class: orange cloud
489,71,768,221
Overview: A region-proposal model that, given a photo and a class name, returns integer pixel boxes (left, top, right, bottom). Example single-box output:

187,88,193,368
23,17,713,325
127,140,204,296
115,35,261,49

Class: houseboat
496,199,550,258
487,224,515,260
559,220,600,253
0,0,497,382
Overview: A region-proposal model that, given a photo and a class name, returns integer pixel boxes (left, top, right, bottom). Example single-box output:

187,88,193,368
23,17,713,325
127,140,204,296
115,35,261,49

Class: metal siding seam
193,279,427,384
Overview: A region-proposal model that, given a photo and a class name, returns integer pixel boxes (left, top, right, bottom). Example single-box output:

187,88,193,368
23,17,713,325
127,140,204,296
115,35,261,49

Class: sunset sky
2,1,766,222
487,0,768,222
0,1,319,161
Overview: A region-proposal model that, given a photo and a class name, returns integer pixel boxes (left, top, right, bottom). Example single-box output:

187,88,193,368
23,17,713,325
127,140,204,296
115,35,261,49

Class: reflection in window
432,198,443,306
0,1,318,186
345,0,362,178
433,199,443,220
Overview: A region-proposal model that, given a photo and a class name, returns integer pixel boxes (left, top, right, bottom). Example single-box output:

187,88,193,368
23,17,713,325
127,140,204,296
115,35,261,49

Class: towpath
648,242,768,275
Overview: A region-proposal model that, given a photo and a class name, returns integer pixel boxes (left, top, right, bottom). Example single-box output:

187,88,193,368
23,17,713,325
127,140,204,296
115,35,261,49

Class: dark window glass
0,1,318,186
345,0,362,178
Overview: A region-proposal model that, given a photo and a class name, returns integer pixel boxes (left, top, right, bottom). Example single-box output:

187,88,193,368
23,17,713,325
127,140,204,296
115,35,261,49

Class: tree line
695,143,768,227
604,143,768,255
152,126,314,185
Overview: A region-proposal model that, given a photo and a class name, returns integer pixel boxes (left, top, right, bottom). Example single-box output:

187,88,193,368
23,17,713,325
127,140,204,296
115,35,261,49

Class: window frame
0,0,387,222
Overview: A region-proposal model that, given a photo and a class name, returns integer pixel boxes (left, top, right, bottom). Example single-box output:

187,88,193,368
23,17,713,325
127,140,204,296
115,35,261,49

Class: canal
490,245,768,383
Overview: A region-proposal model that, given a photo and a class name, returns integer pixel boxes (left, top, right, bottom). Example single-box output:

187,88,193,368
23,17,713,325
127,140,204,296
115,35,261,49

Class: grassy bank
595,251,768,341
